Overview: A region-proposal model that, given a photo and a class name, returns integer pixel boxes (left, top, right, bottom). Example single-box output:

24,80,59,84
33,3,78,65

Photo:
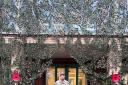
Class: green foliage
65,37,109,83
1,0,127,35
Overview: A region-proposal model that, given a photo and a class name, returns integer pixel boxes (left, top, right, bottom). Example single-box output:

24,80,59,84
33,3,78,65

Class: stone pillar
108,38,122,76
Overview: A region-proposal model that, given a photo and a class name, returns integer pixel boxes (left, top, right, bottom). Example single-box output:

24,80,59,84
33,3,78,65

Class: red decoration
11,70,20,81
111,73,121,83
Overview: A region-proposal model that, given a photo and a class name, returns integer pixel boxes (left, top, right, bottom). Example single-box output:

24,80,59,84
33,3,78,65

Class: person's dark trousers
87,80,90,85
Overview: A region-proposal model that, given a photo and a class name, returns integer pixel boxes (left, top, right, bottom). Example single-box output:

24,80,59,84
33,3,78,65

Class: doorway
46,64,86,85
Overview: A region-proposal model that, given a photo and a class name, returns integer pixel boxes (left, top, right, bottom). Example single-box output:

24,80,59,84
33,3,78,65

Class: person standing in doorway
55,72,70,85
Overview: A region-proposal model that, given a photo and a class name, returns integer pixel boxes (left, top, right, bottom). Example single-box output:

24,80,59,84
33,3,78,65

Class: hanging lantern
11,69,20,81
111,73,121,84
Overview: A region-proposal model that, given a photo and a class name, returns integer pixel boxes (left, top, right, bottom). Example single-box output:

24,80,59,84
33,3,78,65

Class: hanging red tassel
111,73,121,84
11,69,20,81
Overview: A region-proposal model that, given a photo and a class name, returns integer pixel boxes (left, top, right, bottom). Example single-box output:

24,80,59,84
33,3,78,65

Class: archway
46,45,87,85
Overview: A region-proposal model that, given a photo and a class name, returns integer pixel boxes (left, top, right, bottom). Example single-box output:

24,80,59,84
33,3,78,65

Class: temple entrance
46,64,86,85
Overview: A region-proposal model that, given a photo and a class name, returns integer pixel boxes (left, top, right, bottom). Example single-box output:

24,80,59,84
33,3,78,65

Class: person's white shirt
55,80,70,85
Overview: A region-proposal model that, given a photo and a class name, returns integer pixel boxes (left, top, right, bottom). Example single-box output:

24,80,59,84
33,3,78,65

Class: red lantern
111,73,121,84
11,70,20,81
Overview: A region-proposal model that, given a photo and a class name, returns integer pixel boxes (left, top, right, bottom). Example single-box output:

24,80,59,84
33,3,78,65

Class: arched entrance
46,44,87,85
